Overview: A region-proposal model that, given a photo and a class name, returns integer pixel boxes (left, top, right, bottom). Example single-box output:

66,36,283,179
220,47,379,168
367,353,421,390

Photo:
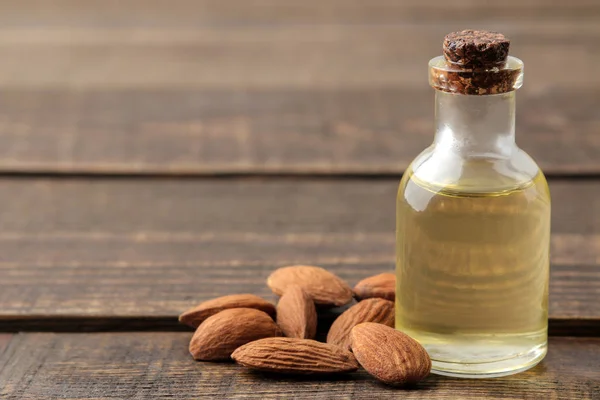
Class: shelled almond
267,265,353,307
189,308,281,360
276,284,317,339
179,268,430,387
353,272,396,301
327,298,395,350
351,323,431,385
232,337,359,374
179,294,276,328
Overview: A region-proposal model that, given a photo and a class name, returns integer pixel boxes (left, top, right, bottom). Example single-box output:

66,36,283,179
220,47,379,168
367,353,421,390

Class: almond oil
395,30,550,378
395,30,551,377
396,168,550,377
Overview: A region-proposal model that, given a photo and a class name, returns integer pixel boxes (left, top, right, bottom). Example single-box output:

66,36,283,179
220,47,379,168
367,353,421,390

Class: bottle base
429,342,547,378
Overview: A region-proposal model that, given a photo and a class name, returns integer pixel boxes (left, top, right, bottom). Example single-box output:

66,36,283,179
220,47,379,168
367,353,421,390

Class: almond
276,285,317,339
267,265,353,307
189,308,282,361
350,322,431,386
353,272,396,301
179,294,276,329
232,337,359,374
327,298,394,350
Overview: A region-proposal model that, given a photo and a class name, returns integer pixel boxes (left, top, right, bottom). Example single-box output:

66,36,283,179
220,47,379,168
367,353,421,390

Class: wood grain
0,24,597,90
0,2,596,397
0,88,598,176
0,334,11,356
1,0,599,27
0,2,597,174
0,333,598,399
0,178,597,332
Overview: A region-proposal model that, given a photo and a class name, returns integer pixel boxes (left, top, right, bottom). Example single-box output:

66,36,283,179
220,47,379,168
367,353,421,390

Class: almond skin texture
327,298,394,350
353,273,396,301
276,285,317,339
267,265,353,307
231,337,359,374
351,322,431,386
179,294,276,329
189,308,282,361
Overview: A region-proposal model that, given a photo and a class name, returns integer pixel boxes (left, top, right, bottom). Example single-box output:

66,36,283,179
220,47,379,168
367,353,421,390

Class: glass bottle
395,31,551,378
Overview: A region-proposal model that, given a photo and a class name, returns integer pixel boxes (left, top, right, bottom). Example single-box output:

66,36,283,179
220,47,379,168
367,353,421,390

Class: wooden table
0,1,599,399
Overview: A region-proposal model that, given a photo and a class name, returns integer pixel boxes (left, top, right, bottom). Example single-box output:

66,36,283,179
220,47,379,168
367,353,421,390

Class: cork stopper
443,30,510,68
430,30,523,95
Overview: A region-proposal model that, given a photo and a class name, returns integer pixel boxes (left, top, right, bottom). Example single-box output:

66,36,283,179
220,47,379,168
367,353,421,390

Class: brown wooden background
0,1,599,399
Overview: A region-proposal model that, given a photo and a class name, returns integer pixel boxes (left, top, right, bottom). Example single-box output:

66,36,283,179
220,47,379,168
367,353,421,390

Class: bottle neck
433,90,516,158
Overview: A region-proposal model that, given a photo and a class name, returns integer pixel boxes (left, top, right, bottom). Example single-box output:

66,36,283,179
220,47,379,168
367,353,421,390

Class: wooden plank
0,334,11,355
0,24,597,90
0,88,598,176
0,333,598,399
0,10,597,174
0,0,598,27
0,178,597,332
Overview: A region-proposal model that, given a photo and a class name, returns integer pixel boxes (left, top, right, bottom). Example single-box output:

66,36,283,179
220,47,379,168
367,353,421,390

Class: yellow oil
395,168,550,377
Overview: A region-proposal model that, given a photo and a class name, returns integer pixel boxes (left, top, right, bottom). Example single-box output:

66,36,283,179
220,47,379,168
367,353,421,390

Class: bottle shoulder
404,145,546,194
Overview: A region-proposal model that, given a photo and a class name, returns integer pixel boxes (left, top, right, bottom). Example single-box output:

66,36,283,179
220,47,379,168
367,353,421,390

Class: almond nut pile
179,265,431,386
